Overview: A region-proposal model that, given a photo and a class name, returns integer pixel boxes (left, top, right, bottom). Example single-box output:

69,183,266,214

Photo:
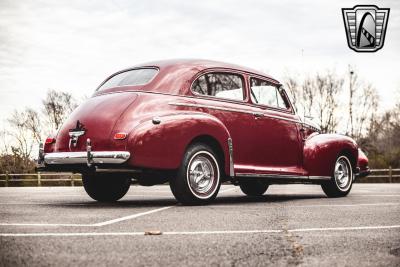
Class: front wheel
321,155,353,197
82,173,131,202
170,143,221,205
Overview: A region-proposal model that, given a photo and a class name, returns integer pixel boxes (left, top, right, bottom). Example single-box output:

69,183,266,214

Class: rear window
97,68,158,91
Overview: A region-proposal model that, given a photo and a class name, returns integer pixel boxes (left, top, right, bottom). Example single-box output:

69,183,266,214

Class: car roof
97,59,280,96
133,59,279,82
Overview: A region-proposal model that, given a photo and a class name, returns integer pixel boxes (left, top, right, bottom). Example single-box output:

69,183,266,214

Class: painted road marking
1,225,399,237
0,206,174,227
0,201,398,226
202,202,400,208
92,206,174,227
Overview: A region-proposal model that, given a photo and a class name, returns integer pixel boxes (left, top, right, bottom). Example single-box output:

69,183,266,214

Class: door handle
252,112,264,118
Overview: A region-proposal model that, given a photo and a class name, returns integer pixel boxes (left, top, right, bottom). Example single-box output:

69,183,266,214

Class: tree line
0,90,78,173
0,68,399,173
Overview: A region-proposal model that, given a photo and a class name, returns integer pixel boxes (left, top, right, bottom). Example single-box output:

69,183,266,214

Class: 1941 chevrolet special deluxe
37,59,370,205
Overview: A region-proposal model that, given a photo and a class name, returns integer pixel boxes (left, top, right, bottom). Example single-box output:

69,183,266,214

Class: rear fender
127,112,231,175
304,134,358,177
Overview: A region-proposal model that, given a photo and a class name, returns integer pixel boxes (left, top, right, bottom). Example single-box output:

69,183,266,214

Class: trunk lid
54,92,138,152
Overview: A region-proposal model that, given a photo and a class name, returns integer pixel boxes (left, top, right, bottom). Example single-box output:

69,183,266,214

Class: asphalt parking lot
0,183,399,266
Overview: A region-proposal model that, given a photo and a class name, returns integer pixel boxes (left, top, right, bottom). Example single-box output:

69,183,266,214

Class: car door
248,77,304,175
190,70,258,175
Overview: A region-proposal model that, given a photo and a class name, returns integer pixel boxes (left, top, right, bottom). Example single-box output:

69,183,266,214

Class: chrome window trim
96,67,159,92
248,77,292,112
169,102,300,124
190,71,247,102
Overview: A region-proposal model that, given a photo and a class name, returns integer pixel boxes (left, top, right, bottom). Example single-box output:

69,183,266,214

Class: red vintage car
37,59,370,204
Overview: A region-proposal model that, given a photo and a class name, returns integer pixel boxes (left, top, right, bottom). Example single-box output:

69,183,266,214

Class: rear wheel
170,143,221,205
239,179,269,196
321,155,353,198
82,173,131,202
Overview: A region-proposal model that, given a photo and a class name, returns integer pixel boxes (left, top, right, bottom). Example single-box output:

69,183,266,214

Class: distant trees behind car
284,66,399,169
0,90,79,173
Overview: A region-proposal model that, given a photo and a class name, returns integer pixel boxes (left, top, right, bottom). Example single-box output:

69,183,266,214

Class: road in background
0,184,399,266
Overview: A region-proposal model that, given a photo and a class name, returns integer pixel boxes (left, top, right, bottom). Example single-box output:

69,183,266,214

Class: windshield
97,68,158,91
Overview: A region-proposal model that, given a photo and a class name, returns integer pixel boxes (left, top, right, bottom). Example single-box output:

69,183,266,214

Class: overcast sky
0,0,399,129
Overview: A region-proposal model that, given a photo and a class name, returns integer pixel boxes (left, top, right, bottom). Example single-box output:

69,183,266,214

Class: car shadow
47,193,327,209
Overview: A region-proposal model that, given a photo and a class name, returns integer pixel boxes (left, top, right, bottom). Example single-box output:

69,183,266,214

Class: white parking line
92,206,174,227
0,206,174,227
293,202,400,208
210,202,400,208
356,194,400,197
1,225,399,237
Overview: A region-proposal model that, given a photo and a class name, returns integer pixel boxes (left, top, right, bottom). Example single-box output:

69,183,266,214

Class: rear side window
191,73,244,101
97,68,158,91
250,78,288,109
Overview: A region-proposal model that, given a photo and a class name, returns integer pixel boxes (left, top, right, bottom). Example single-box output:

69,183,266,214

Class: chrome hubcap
334,157,351,190
187,151,219,198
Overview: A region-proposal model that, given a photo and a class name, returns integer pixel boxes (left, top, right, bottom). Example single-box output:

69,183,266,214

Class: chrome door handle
253,112,264,118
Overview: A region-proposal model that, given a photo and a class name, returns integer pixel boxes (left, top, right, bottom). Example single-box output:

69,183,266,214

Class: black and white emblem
342,5,390,52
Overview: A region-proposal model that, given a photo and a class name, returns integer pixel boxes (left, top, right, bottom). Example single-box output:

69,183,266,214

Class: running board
235,173,331,181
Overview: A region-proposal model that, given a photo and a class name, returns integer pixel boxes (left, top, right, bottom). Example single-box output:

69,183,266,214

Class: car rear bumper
37,150,131,172
36,138,133,173
356,167,370,178
43,151,130,165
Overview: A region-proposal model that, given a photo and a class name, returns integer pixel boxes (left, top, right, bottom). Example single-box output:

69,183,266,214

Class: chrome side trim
44,151,131,165
236,173,306,179
309,176,331,180
227,138,234,177
236,173,330,180
169,102,300,124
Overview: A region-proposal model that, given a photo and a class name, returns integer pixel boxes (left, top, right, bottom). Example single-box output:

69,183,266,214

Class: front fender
126,112,231,174
304,134,358,177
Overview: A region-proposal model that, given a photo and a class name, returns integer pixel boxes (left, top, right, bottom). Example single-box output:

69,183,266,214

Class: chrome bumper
44,151,130,165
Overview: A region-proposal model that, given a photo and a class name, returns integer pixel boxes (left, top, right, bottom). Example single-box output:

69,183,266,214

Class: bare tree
4,90,78,163
7,110,35,160
344,66,380,141
43,90,78,131
297,72,343,133
352,84,379,141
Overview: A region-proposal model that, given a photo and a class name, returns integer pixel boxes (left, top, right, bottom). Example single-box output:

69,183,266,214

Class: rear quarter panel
115,93,231,174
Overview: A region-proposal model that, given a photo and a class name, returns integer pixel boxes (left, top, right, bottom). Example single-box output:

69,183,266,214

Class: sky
0,0,399,130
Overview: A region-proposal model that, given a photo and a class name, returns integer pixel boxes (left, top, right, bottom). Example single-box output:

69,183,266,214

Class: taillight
45,137,56,144
114,132,127,140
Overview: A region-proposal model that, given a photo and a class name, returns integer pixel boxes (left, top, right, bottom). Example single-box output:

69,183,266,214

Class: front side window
192,73,244,101
98,68,158,91
250,78,288,109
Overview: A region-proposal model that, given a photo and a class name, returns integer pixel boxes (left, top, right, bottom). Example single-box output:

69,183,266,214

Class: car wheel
170,143,221,205
82,173,131,202
239,179,269,196
321,155,353,198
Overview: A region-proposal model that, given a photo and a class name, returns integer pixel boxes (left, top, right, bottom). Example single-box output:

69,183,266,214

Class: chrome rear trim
44,151,130,165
